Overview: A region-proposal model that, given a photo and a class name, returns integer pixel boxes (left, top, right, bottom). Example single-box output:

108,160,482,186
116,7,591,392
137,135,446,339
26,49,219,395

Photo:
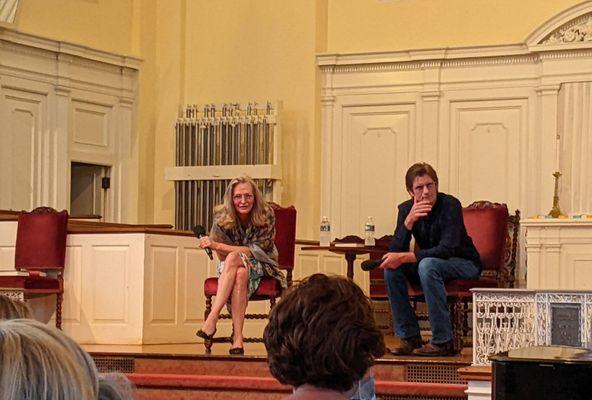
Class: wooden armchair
0,207,68,328
202,203,296,353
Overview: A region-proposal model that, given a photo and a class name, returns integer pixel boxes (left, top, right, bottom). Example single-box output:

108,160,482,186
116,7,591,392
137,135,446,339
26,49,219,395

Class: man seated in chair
379,162,482,356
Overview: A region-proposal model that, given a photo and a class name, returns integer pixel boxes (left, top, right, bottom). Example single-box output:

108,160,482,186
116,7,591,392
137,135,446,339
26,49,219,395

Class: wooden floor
83,335,472,364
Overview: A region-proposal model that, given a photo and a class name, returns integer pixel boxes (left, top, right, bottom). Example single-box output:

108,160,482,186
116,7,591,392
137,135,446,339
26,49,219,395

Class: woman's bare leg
230,266,249,348
201,252,243,334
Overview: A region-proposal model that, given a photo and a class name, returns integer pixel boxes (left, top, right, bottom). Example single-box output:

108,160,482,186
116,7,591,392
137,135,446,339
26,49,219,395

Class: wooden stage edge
82,335,473,365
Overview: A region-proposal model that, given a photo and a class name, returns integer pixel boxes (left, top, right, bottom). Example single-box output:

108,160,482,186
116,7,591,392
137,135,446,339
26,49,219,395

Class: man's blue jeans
384,257,480,344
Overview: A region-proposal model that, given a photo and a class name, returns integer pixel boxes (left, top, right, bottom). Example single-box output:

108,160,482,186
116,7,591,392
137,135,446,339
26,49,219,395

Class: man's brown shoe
390,334,423,355
412,340,456,357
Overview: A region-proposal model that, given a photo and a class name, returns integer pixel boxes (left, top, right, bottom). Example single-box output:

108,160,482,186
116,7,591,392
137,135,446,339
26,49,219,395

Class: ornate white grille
473,289,592,366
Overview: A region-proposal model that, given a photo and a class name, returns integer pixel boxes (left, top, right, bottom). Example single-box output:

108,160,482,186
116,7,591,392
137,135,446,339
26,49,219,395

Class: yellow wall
151,0,326,239
326,0,583,53
11,0,587,238
17,0,135,55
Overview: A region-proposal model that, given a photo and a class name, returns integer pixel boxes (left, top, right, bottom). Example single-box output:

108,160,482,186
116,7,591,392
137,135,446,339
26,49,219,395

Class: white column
535,84,560,215
320,65,336,237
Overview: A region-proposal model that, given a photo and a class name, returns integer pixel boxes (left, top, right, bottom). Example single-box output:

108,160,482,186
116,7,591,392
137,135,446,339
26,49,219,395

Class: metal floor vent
92,356,135,374
406,364,467,384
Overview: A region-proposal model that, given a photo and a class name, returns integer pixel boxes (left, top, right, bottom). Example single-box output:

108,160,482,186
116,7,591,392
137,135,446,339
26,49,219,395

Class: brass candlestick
548,171,566,218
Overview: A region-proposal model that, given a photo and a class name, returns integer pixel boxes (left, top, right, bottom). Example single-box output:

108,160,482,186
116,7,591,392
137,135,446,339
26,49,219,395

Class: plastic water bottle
319,216,331,247
364,216,375,246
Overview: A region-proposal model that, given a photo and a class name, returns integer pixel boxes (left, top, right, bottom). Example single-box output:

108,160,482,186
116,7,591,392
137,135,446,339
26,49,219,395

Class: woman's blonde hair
0,318,99,400
0,294,32,320
214,174,269,230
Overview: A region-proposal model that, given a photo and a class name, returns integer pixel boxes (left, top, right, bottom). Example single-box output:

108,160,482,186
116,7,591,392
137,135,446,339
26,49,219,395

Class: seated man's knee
384,265,405,281
418,257,441,279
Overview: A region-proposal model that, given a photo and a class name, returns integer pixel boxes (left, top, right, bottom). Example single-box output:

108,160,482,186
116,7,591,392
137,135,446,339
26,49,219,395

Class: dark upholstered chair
0,207,68,328
202,203,297,353
368,201,520,350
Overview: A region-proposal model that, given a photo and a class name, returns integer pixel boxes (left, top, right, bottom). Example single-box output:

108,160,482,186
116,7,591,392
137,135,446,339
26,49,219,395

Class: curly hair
213,174,269,230
264,273,385,392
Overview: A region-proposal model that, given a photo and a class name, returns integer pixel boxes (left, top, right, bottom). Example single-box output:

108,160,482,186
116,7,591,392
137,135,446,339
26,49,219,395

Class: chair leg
451,299,464,353
204,295,213,354
56,292,63,330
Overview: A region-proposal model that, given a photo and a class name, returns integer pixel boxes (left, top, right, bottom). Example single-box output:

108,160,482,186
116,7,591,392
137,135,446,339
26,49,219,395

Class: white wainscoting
522,218,592,290
0,220,365,344
0,28,139,222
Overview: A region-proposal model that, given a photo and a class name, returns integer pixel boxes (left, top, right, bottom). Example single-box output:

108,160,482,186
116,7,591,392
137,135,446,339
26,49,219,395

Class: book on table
332,242,366,248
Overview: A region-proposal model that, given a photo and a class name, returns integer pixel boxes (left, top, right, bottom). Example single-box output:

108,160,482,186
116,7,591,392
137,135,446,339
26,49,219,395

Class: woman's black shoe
196,328,216,341
229,347,244,355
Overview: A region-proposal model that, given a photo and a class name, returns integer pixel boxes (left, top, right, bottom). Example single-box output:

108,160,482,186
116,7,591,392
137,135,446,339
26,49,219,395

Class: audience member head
264,273,385,393
0,318,99,399
404,162,439,193
0,294,32,319
99,373,136,400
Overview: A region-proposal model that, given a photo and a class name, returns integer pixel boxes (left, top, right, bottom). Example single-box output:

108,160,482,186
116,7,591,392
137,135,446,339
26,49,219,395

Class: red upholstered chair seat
202,203,297,353
0,207,68,328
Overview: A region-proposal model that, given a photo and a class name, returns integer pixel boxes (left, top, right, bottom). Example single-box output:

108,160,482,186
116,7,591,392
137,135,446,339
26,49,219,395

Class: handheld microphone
193,225,213,260
361,259,383,272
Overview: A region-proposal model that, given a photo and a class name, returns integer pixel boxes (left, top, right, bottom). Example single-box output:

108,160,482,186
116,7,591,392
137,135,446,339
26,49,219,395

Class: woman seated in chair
196,174,286,354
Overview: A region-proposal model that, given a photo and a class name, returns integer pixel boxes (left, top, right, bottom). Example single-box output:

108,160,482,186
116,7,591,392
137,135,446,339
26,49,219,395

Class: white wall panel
91,246,128,322
558,82,592,215
148,246,178,324
63,244,82,323
183,248,207,323
0,30,139,222
449,98,525,209
523,219,592,290
340,104,415,237
0,88,47,211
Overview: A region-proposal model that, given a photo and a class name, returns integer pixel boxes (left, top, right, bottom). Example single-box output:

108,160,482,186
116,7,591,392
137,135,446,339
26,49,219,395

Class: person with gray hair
0,318,134,400
0,294,32,320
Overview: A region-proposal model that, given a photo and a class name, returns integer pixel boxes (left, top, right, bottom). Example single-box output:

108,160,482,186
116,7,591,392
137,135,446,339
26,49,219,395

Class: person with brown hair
264,273,385,399
196,174,286,354
379,162,481,356
0,294,32,319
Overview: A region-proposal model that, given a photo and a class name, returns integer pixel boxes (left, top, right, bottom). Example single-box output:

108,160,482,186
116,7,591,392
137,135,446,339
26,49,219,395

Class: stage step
128,373,468,400
91,353,470,386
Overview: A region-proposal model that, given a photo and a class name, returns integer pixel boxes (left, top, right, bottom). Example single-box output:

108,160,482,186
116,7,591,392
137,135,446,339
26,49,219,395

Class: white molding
526,1,592,46
0,27,141,69
316,2,592,241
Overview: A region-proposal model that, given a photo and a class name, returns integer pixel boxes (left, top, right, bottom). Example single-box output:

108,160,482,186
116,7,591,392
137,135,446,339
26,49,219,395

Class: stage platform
84,336,471,400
